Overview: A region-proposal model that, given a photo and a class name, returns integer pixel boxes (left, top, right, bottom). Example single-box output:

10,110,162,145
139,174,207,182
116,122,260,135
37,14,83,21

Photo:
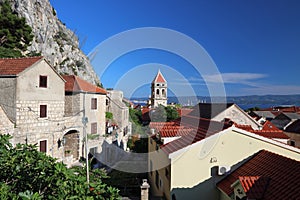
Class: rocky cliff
2,0,100,85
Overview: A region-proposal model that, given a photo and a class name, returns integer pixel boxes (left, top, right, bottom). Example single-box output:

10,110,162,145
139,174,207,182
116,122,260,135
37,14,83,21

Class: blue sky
49,0,300,98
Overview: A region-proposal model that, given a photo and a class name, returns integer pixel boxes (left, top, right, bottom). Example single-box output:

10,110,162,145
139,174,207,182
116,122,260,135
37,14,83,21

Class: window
40,105,47,118
39,75,47,88
91,98,97,110
157,84,159,86
39,140,47,152
91,122,97,134
156,89,159,95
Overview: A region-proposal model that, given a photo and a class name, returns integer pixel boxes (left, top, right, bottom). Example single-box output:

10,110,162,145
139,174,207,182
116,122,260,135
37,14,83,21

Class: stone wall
0,105,14,135
64,93,81,116
0,77,16,122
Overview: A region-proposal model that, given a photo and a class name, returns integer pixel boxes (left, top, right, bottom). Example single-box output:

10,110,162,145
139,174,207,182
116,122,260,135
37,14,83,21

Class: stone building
106,90,131,150
0,57,108,167
0,57,65,158
151,70,167,107
63,75,107,162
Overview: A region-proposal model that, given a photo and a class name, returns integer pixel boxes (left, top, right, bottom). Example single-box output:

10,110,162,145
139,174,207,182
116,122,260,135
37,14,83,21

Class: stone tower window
156,89,160,95
162,89,165,97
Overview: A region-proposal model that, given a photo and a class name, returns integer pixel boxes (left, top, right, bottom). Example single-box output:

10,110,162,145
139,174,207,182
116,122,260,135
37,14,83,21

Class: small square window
39,76,47,88
91,122,97,134
40,105,47,118
91,98,97,110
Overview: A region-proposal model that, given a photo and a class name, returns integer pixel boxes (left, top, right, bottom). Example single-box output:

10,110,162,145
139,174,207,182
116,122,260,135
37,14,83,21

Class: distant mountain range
130,94,300,110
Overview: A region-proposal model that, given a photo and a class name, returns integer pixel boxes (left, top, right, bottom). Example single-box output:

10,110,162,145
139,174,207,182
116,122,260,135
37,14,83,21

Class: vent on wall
218,165,231,175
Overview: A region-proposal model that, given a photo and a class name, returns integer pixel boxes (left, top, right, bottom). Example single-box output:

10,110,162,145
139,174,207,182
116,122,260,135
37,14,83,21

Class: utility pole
82,92,89,184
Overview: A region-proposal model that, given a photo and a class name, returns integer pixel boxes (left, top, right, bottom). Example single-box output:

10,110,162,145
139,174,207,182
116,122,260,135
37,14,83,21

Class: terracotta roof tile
150,122,194,137
0,56,43,75
63,75,106,94
217,150,300,200
160,115,230,154
235,120,289,139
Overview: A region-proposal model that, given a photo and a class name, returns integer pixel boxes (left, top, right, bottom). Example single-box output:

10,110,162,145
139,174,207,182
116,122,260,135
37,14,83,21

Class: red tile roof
152,70,166,83
150,122,194,137
160,115,230,154
235,120,289,139
238,176,260,193
0,56,43,75
63,75,106,94
217,150,300,200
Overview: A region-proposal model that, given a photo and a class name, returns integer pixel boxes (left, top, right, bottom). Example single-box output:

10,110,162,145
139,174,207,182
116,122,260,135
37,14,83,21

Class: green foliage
0,134,120,199
129,107,147,135
106,112,113,120
0,1,34,58
165,106,179,121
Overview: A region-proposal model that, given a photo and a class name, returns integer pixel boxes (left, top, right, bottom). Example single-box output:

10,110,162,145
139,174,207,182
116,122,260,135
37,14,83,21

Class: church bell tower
151,70,167,107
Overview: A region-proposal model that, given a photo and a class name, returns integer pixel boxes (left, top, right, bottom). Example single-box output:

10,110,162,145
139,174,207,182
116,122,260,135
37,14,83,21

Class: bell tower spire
151,70,167,107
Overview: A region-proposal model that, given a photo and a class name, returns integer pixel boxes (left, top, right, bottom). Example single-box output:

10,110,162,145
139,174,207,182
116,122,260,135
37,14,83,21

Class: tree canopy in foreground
0,134,120,199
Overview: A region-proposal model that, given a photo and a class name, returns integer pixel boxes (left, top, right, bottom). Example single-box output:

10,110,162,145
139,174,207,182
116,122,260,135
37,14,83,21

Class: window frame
40,105,47,118
91,122,97,134
91,98,97,110
39,140,47,153
39,75,47,88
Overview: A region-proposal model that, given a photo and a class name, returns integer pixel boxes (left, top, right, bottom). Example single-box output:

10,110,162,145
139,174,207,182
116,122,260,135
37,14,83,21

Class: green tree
106,112,113,120
0,1,34,57
0,134,120,199
165,105,179,121
129,107,144,135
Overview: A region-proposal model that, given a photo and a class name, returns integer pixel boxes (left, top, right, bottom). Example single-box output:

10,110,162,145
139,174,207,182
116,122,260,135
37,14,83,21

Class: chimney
141,179,150,200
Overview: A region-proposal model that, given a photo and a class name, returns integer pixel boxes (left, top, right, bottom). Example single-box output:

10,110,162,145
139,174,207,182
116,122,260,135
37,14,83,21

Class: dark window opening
39,75,47,88
40,140,47,152
91,98,97,110
40,105,47,118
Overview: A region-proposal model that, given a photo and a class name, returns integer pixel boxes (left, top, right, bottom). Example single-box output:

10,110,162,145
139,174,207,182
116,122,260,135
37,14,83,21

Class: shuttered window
40,140,47,153
40,105,47,118
91,98,97,110
91,122,97,134
39,75,47,88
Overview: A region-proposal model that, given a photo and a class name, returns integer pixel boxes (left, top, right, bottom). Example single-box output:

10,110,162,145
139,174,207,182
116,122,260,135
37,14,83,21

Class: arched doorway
63,130,80,160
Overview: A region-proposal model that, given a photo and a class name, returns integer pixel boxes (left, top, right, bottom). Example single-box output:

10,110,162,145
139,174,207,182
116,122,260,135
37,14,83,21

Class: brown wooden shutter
40,140,47,152
91,98,97,110
91,122,97,134
40,105,47,118
39,76,47,88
